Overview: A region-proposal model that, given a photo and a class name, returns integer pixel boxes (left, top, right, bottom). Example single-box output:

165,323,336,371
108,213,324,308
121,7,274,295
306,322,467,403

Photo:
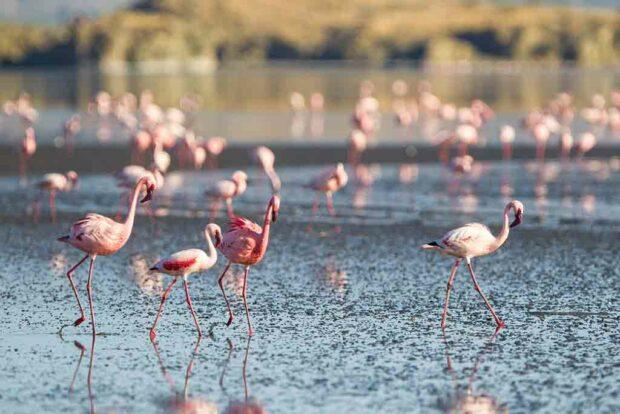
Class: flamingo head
206,223,223,247
509,200,524,228
65,171,79,188
140,177,157,203
270,195,281,222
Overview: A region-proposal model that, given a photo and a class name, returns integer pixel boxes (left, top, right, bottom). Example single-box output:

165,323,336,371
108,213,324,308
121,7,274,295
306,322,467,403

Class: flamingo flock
3,82,615,343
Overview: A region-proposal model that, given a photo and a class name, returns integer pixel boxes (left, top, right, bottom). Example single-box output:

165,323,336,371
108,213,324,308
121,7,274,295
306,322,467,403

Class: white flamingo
422,200,524,330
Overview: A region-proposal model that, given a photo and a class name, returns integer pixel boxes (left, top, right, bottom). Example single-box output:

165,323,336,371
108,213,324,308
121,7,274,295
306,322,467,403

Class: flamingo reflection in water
68,337,96,414
441,330,507,414
151,337,218,414
222,337,266,414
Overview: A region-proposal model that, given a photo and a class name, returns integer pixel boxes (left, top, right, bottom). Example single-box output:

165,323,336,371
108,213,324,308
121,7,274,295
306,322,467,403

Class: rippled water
0,161,619,413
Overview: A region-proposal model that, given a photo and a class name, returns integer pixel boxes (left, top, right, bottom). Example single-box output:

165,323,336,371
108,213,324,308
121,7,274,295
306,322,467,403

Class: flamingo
131,130,152,164
499,125,515,161
33,171,78,222
306,163,348,216
205,171,248,219
62,114,81,156
422,200,524,330
251,146,281,193
455,124,478,157
148,223,221,340
115,164,164,220
216,195,280,336
153,141,171,174
204,136,227,169
19,126,36,181
347,129,367,166
57,176,156,335
560,130,574,160
576,132,597,158
532,123,550,160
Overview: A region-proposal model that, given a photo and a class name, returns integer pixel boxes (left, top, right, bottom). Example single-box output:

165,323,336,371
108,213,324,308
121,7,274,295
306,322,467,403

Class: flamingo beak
141,184,155,203
214,232,222,248
272,208,278,222
509,210,523,228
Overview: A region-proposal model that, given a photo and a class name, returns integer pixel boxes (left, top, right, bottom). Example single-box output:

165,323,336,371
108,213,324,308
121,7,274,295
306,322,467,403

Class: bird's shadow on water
437,328,508,413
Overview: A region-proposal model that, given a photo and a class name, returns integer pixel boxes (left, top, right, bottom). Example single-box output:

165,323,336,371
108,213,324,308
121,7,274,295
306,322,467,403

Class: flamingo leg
326,193,336,216
441,259,461,330
311,196,319,216
183,277,202,338
64,254,89,328
69,340,86,394
49,189,57,223
226,198,234,219
218,262,234,326
150,278,178,341
85,255,97,336
87,336,95,414
466,261,505,329
242,266,254,337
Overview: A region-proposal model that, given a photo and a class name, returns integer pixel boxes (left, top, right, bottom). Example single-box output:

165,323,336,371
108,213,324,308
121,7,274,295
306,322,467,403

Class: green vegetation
1,0,619,68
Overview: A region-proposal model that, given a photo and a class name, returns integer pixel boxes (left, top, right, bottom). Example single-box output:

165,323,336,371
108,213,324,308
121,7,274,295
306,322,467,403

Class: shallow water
0,161,619,413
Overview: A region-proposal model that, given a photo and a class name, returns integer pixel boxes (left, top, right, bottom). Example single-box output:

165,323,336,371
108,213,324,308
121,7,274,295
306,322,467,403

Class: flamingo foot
226,316,234,327
74,316,86,327
496,320,506,329
149,329,157,342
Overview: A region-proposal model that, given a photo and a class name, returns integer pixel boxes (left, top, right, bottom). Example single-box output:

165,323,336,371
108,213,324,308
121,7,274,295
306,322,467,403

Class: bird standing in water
216,195,280,336
422,200,524,330
33,171,78,222
148,223,222,340
58,176,156,336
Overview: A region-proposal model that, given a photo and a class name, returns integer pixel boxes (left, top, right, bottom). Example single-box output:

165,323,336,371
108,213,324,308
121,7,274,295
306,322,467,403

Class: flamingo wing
153,249,204,273
221,231,258,262
441,223,494,252
71,213,126,246
227,216,262,233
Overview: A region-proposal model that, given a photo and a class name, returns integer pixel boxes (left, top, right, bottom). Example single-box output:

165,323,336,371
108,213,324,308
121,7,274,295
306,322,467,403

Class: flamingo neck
257,203,273,257
493,207,511,250
204,229,217,263
124,178,146,230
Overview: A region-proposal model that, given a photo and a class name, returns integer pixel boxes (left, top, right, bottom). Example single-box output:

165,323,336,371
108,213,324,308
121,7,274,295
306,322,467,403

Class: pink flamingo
62,114,81,156
560,130,573,160
58,176,156,335
148,223,221,340
33,171,78,222
532,123,550,161
455,124,478,157
347,129,367,166
576,132,597,158
19,126,36,181
131,130,152,165
216,195,280,336
499,125,515,161
251,146,281,193
306,163,348,217
422,200,524,330
115,165,163,220
204,136,227,169
205,171,248,219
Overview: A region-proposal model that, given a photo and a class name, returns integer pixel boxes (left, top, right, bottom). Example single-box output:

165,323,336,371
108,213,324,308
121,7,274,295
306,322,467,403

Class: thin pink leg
441,260,461,330
466,261,505,329
183,278,202,338
50,190,57,223
226,198,234,219
242,336,252,401
69,340,86,394
85,256,97,336
87,336,95,414
218,262,234,326
326,193,336,216
64,254,89,329
150,278,178,341
242,266,254,337
183,337,202,399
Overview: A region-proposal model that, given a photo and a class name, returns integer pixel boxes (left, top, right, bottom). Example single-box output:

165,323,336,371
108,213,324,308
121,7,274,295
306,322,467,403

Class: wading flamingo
499,125,515,161
205,171,248,219
33,171,78,222
251,146,281,193
306,163,348,216
347,129,367,167
115,165,164,220
19,126,36,181
57,176,156,336
148,223,222,340
422,200,524,330
217,195,280,336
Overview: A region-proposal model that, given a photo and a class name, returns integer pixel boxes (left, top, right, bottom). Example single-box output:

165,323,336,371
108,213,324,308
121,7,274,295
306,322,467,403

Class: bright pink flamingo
148,223,221,340
251,146,281,193
57,176,156,336
306,163,348,216
33,171,78,222
422,200,524,330
216,195,280,336
205,171,248,219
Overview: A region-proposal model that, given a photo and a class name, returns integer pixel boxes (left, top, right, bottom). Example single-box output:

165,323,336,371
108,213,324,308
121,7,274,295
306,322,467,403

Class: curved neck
257,202,274,256
493,207,511,250
124,178,146,229
204,229,217,261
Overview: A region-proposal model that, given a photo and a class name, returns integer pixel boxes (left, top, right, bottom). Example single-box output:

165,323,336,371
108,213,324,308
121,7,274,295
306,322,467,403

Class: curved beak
214,232,222,248
271,208,278,222
509,210,523,228
140,184,155,203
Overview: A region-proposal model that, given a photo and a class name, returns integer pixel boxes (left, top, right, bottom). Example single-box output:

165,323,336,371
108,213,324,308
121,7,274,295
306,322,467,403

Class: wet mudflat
0,162,619,413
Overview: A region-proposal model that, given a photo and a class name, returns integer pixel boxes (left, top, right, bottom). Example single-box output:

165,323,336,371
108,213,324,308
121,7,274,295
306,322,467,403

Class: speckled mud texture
0,162,619,413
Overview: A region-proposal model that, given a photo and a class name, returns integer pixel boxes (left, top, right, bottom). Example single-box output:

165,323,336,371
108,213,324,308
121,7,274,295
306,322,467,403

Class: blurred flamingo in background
57,176,156,336
455,124,478,157
216,195,280,336
131,130,152,165
347,129,367,167
148,223,221,340
532,123,550,161
576,132,597,158
204,136,227,169
422,200,524,330
115,165,164,221
19,126,36,182
33,171,78,222
62,114,81,156
560,129,574,161
499,125,515,161
205,171,248,219
306,163,348,217
251,146,281,193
